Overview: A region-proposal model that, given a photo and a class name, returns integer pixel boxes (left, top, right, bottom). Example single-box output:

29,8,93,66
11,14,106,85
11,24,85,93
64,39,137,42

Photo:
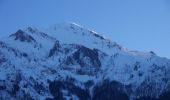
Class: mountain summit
0,22,170,100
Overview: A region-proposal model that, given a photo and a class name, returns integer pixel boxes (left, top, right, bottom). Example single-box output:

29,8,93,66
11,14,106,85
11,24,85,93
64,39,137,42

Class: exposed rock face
49,41,60,57
72,46,101,68
10,30,36,43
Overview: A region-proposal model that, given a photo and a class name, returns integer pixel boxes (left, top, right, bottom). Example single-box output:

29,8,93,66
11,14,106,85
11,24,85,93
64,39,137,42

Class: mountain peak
25,26,38,33
53,22,83,28
65,22,83,27
49,22,101,36
45,22,122,55
9,29,36,43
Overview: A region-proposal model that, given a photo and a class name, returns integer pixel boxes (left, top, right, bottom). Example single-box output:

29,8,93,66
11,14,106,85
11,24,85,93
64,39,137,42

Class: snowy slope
0,22,170,100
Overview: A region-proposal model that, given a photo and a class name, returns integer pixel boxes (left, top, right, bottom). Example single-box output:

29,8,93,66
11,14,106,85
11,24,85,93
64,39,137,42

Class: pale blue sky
0,0,170,58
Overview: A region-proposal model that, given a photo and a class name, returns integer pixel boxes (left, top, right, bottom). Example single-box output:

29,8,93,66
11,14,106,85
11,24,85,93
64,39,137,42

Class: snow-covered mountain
0,22,170,100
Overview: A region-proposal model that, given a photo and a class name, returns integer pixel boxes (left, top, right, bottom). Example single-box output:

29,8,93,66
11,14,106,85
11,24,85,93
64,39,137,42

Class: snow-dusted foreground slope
0,22,170,100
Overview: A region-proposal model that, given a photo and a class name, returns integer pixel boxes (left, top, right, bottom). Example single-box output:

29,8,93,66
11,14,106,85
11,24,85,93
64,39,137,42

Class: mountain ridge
0,22,170,100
